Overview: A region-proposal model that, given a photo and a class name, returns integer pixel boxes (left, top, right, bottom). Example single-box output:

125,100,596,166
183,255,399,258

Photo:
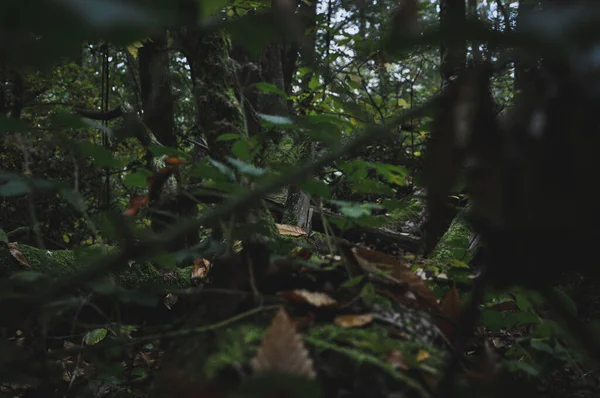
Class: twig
47,304,281,359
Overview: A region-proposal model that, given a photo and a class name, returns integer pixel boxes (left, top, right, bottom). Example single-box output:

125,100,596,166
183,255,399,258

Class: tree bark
419,0,467,255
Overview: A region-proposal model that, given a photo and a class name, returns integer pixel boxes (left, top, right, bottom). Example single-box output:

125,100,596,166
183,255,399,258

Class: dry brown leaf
251,308,316,379
333,313,374,328
437,285,461,340
416,349,430,362
278,290,337,307
351,247,439,311
386,349,409,370
8,242,30,268
276,223,307,237
191,258,211,280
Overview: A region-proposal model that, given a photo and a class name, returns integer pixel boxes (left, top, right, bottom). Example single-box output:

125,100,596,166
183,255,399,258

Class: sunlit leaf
258,113,295,126
227,157,266,177
84,328,108,345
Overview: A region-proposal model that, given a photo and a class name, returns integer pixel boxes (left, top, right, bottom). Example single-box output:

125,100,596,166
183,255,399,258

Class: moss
430,211,472,265
0,243,194,292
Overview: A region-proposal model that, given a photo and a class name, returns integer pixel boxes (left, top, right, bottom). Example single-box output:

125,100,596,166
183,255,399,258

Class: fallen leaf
437,285,461,340
251,308,316,379
164,293,178,310
8,242,30,268
279,290,337,307
351,247,439,311
276,223,307,237
191,258,211,280
416,349,430,362
386,349,409,370
333,313,374,328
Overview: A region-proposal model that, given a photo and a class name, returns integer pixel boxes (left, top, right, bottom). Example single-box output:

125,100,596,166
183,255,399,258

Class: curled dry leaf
164,293,178,310
333,313,374,328
8,242,30,269
191,258,211,280
276,223,307,237
278,289,337,307
251,308,316,379
351,247,439,311
123,194,148,216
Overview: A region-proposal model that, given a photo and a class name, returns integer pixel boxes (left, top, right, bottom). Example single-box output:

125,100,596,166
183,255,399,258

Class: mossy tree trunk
176,29,245,163
151,26,280,393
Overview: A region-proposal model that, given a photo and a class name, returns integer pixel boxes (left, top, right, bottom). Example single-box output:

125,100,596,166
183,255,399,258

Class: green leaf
123,172,148,188
147,145,187,158
225,13,279,56
480,310,506,332
382,199,410,211
341,275,365,289
0,228,7,244
354,215,387,228
298,179,331,198
534,319,563,338
352,179,394,195
529,339,554,354
59,187,88,213
10,271,48,283
257,113,294,126
77,141,124,169
552,287,577,316
154,252,177,268
504,360,539,377
85,328,108,345
217,133,241,142
339,160,368,182
329,200,383,219
254,82,288,98
227,157,265,177
232,139,251,162
0,180,30,197
370,162,408,185
0,115,29,133
200,0,229,17
208,159,237,182
60,0,163,29
505,311,540,328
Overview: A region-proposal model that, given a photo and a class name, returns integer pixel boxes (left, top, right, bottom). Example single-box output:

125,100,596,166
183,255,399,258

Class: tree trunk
176,29,245,162
152,26,279,394
138,32,177,148
138,31,199,250
419,0,467,254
